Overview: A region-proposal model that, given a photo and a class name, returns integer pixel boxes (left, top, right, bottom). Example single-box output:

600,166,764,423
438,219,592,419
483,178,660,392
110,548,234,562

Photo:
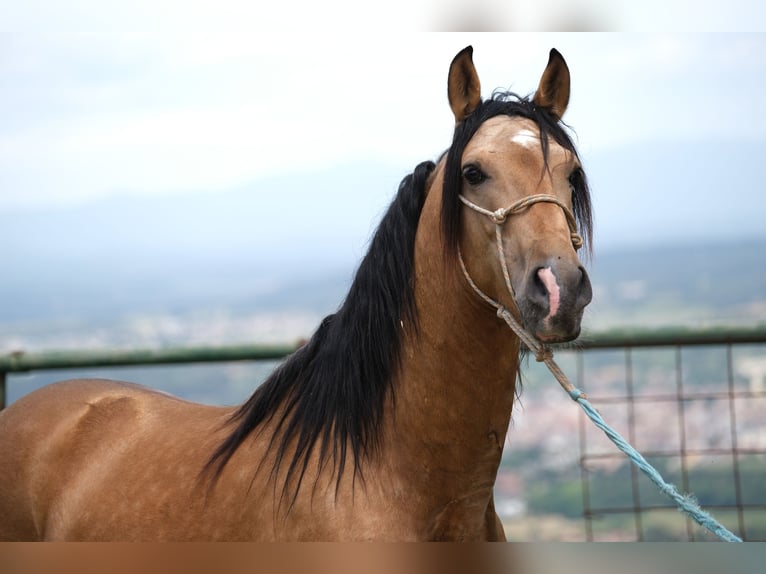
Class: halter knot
535,346,553,363
491,208,508,224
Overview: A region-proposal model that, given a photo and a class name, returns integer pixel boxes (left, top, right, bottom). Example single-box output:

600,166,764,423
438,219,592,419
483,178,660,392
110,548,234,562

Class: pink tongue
537,267,560,319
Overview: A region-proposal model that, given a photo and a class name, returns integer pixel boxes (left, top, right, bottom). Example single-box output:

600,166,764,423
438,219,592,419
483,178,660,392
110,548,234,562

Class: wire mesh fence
574,337,766,541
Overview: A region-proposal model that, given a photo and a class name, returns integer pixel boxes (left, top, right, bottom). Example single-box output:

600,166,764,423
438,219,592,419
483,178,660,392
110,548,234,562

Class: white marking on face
537,267,561,322
510,129,541,149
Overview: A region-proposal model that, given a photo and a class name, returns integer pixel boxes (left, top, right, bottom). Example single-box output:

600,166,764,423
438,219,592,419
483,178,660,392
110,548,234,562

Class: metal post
0,371,6,410
726,343,747,540
624,346,644,540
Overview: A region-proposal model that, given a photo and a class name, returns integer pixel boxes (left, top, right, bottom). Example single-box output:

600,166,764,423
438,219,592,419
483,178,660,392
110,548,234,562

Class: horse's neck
381,180,520,525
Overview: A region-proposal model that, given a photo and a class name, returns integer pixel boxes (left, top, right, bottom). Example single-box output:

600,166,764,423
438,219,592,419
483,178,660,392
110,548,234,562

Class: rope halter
456,191,585,392
457,192,582,309
459,193,582,249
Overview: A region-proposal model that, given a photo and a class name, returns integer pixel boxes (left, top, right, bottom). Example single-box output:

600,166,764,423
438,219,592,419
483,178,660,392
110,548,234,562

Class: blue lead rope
568,387,743,542
460,270,744,541
489,306,743,542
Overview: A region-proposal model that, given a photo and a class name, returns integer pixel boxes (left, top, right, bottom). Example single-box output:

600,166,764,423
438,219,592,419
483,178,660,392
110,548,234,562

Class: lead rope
458,194,743,542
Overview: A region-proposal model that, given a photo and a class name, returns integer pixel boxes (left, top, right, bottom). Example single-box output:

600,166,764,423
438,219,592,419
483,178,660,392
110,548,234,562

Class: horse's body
0,47,592,541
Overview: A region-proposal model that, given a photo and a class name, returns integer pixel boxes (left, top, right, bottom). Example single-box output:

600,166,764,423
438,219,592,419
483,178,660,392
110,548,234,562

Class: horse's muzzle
518,260,592,343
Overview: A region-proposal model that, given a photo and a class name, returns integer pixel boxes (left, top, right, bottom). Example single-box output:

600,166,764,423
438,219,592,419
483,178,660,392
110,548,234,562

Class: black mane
442,91,593,258
204,160,435,505
204,92,594,508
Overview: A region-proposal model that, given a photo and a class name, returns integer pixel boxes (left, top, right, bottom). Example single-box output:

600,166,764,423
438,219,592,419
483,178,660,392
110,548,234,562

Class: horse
0,46,592,541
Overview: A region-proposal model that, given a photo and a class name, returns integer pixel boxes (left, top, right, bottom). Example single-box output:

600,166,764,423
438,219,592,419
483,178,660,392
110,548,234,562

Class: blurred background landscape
2,27,765,540
3,183,764,541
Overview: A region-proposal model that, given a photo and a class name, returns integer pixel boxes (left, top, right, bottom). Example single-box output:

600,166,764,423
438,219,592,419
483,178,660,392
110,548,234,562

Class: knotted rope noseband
456,191,582,388
457,192,582,360
460,193,582,249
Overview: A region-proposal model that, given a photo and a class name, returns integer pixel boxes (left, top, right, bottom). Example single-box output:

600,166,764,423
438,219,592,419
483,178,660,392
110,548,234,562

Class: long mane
442,91,593,259
204,92,594,508
204,160,435,505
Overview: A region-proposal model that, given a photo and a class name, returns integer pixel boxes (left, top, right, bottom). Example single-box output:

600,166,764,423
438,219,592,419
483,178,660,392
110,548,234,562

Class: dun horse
0,46,592,541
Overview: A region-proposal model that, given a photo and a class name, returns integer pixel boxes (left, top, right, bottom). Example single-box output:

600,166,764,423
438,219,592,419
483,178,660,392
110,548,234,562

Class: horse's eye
462,165,487,186
568,168,583,191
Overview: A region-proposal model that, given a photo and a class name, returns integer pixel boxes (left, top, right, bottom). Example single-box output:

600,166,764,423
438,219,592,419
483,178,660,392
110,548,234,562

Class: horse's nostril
525,268,550,309
577,266,593,306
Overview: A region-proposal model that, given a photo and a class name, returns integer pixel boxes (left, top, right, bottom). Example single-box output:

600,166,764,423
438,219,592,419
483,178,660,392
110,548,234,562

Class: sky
1,3,766,345
2,4,766,207
2,6,766,270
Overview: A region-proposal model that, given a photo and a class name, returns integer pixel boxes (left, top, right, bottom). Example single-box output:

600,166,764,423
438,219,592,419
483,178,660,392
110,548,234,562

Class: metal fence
572,326,766,541
2,325,765,541
0,343,299,410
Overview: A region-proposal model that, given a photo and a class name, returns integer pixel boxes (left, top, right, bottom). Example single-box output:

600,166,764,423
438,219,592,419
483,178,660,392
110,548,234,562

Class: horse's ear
448,46,482,124
533,48,570,121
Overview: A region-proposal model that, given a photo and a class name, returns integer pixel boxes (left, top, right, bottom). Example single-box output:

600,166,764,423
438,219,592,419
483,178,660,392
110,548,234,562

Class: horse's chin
534,327,581,345
522,310,584,345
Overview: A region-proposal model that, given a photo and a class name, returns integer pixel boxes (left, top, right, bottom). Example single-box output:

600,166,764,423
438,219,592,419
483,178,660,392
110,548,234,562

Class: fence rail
2,324,765,412
575,325,766,349
0,343,299,374
3,325,765,374
2,324,766,541
0,343,300,409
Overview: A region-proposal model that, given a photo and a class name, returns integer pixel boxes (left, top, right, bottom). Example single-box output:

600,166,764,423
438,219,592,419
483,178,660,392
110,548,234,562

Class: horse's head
443,46,593,344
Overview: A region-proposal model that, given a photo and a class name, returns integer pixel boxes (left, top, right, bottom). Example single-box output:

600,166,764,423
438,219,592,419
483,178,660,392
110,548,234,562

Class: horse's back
0,379,230,540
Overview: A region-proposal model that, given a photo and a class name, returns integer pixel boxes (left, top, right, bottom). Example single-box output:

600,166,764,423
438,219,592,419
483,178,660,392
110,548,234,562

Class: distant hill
2,137,765,339
0,160,403,323
584,137,766,250
585,239,766,328
2,236,765,353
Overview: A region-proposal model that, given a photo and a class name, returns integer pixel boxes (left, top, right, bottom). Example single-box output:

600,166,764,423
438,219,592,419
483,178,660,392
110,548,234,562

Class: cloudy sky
1,3,766,340
2,4,766,290
2,3,766,208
